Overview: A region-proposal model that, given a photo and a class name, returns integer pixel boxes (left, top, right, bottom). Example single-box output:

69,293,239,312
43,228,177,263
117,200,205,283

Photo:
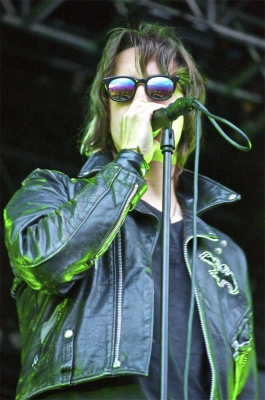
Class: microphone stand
154,98,252,400
160,124,175,400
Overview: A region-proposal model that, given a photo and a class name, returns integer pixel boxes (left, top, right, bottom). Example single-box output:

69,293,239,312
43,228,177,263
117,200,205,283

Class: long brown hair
79,22,205,167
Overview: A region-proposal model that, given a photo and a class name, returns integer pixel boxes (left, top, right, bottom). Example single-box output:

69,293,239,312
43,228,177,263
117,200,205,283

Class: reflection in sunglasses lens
147,77,173,100
109,78,135,100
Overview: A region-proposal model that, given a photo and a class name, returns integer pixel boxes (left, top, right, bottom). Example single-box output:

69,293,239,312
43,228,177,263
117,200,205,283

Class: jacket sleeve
4,150,147,294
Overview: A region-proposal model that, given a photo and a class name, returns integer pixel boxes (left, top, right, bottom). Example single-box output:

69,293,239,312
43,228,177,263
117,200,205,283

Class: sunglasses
103,75,180,102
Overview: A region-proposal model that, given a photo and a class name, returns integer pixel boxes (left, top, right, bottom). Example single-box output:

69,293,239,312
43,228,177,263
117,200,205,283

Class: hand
118,99,165,163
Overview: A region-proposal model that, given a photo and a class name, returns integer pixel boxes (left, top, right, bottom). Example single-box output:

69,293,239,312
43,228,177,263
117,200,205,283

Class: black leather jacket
4,150,257,400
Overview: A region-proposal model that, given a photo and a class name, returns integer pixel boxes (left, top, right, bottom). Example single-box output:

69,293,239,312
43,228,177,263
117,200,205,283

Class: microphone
151,97,194,131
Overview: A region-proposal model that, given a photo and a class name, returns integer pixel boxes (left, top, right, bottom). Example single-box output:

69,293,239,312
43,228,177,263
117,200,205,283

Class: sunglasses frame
103,75,180,102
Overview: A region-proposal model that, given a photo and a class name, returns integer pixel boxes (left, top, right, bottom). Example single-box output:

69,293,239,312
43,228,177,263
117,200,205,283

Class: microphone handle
166,97,194,120
151,97,194,135
151,108,171,132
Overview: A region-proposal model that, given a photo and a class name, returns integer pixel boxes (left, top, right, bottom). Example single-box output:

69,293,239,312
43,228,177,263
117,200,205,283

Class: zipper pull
232,339,251,360
113,359,121,368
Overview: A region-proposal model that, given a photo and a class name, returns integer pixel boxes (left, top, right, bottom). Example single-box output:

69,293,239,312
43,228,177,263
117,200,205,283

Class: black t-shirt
35,203,210,399
135,202,210,399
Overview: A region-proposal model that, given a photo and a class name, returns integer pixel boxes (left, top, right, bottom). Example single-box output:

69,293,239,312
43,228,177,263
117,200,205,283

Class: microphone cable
183,107,201,400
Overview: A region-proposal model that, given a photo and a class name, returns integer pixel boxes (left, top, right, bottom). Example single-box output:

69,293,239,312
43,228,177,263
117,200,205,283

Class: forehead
114,48,144,75
114,47,176,76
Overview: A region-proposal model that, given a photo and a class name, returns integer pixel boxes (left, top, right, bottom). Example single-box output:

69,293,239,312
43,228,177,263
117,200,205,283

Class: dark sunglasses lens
108,78,135,101
147,77,174,100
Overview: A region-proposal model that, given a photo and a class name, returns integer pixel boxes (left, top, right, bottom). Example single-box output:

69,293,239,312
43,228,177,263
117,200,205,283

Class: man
4,23,257,399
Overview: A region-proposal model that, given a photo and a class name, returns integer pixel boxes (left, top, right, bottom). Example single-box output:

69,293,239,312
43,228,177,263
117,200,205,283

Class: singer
4,23,257,399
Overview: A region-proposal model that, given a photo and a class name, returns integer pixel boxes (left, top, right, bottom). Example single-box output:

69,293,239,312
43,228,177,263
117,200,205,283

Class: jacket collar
78,150,241,216
177,169,240,216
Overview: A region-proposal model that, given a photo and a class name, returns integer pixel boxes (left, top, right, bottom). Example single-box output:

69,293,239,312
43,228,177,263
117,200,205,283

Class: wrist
129,146,143,155
115,149,150,177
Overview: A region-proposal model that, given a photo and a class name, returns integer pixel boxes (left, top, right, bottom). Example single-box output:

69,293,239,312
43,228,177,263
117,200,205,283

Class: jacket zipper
183,234,217,400
86,183,138,367
89,184,138,265
110,184,138,368
113,230,123,368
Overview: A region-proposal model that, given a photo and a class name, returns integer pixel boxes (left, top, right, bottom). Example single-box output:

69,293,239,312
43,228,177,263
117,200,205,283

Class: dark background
1,1,264,398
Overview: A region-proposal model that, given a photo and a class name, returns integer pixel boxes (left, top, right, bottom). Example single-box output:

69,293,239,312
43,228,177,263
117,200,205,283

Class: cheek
109,103,119,135
109,117,119,148
109,103,125,149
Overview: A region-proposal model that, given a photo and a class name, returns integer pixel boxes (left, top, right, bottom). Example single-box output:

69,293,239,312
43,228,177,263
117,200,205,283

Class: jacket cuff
114,149,150,177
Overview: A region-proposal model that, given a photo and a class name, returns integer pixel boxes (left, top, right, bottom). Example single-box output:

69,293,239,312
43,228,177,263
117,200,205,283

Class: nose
134,83,149,101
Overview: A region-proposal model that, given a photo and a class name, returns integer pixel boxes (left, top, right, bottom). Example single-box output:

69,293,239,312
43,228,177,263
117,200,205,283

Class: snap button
220,240,227,247
228,194,237,200
64,329,73,338
215,248,222,254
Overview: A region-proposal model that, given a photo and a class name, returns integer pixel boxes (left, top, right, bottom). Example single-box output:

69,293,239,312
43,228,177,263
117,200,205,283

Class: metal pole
160,126,175,400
